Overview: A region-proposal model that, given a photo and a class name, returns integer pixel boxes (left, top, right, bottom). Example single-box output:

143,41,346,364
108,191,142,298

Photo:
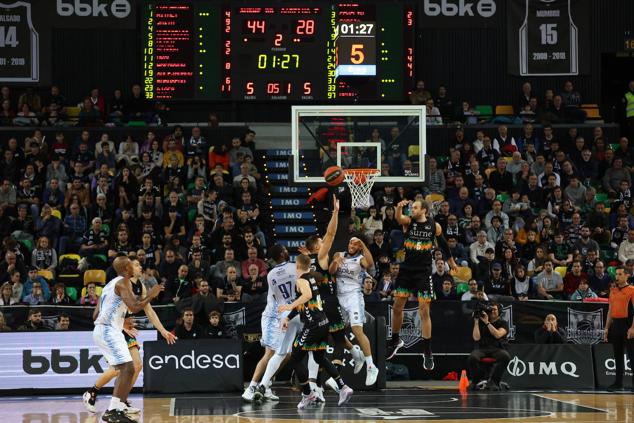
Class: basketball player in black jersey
83,258,176,416
278,254,353,409
387,200,453,370
302,196,362,395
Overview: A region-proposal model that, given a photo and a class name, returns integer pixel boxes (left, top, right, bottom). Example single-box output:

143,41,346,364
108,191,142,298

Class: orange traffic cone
458,369,470,391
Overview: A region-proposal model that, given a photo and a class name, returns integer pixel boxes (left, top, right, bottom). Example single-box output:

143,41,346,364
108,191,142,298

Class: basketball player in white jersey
243,244,299,402
93,256,163,423
329,237,379,386
84,257,176,415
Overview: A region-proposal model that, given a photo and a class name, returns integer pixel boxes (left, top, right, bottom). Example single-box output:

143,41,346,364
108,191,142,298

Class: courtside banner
592,344,633,389
143,339,243,394
502,344,594,389
0,330,156,390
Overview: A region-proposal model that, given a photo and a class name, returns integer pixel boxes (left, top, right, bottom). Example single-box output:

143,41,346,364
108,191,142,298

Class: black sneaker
386,339,404,360
101,409,136,423
488,380,500,391
606,383,623,392
423,353,435,371
252,385,265,403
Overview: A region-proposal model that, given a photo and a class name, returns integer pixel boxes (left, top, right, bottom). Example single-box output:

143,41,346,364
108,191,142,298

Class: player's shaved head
296,254,311,270
305,235,321,252
113,256,131,277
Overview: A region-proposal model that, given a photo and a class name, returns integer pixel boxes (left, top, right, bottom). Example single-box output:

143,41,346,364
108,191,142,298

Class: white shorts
260,314,281,350
338,291,366,327
276,315,302,355
93,324,132,366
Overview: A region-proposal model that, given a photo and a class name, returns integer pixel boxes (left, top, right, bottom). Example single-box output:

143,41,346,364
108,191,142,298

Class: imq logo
148,352,240,370
23,350,104,375
507,356,579,378
423,0,496,18
56,0,131,18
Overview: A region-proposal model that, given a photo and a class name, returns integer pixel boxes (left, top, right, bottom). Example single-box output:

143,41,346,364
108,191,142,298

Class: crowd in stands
0,81,632,333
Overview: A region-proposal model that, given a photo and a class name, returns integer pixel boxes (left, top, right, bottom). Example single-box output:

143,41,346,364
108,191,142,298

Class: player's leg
417,269,435,370
307,352,324,402
83,367,118,413
245,315,282,401
285,332,313,409
120,346,143,414
338,293,369,373
388,273,413,360
348,292,378,385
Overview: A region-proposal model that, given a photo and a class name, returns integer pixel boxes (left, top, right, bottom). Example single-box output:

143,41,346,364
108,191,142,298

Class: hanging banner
502,344,595,389
419,0,502,28
507,0,591,76
0,2,39,82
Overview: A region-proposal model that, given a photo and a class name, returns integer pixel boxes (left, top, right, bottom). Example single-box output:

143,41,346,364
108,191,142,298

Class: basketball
324,166,344,186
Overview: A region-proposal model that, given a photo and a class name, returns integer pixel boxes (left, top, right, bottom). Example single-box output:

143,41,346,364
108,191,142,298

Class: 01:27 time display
257,54,300,70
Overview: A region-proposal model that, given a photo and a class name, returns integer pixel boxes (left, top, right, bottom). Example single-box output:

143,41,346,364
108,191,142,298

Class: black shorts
293,322,329,352
323,298,345,333
123,331,140,349
394,266,435,302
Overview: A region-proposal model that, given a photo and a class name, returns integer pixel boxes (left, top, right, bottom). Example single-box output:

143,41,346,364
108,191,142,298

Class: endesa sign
502,344,595,389
143,339,243,394
0,331,156,390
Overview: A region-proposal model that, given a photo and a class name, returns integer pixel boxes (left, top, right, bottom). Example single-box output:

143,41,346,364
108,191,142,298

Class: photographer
468,302,510,390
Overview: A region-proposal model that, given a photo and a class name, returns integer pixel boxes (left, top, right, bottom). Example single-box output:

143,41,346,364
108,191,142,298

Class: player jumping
330,236,379,386
278,254,353,409
387,200,453,370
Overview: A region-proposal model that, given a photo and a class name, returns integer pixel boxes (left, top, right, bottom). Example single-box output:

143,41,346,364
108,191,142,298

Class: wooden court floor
2,387,633,422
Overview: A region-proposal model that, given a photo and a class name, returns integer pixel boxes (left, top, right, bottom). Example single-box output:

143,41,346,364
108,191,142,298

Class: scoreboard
142,2,415,101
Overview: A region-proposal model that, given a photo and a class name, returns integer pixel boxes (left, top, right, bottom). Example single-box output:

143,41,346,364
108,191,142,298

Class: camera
472,301,492,319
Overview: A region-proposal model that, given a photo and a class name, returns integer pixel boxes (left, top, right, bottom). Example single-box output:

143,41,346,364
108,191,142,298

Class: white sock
352,345,362,358
365,355,374,368
308,352,320,380
108,396,123,411
248,381,258,388
260,354,285,387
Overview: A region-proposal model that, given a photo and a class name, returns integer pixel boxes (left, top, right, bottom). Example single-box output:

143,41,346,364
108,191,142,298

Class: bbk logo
501,305,516,340
57,0,131,18
387,306,421,348
23,349,104,375
423,0,496,18
223,308,246,333
507,356,579,378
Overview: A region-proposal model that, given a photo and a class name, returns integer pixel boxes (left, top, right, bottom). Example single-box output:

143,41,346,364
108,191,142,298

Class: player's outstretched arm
142,284,177,344
395,200,411,226
318,195,339,269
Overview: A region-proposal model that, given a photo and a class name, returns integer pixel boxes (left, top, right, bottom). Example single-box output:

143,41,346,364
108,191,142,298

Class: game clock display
142,1,415,101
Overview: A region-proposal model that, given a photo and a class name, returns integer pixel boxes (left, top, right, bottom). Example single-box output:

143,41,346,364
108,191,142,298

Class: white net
343,169,381,209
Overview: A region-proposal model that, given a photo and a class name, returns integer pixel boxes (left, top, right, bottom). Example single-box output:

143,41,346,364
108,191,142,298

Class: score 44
245,81,313,96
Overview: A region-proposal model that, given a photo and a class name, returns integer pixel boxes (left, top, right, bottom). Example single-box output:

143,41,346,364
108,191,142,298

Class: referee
604,266,634,392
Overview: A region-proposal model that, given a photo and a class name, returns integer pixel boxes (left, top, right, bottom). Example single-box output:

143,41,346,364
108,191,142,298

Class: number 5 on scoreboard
351,44,365,64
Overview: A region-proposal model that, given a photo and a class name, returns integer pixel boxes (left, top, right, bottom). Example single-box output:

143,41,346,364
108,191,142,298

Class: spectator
510,264,533,300
165,264,193,304
190,279,221,323
80,283,100,305
0,311,11,331
213,249,242,282
3,269,23,301
618,229,634,264
363,276,381,302
569,278,598,301
204,310,233,339
425,98,442,125
0,281,18,305
462,279,488,302
535,260,564,299
18,309,48,331
427,157,446,194
483,262,510,301
22,267,51,301
436,279,458,301
59,203,87,255
409,80,432,105
56,313,71,331
49,282,72,305
590,260,611,298
241,246,267,278
603,158,631,196
174,308,203,339
241,264,268,303
361,206,383,240
534,314,566,344
217,266,242,302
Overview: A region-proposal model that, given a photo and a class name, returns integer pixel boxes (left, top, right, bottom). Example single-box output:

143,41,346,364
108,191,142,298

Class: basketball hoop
343,169,381,209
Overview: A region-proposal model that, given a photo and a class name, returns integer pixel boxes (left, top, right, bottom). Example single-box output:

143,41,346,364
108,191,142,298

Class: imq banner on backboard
507,0,591,76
